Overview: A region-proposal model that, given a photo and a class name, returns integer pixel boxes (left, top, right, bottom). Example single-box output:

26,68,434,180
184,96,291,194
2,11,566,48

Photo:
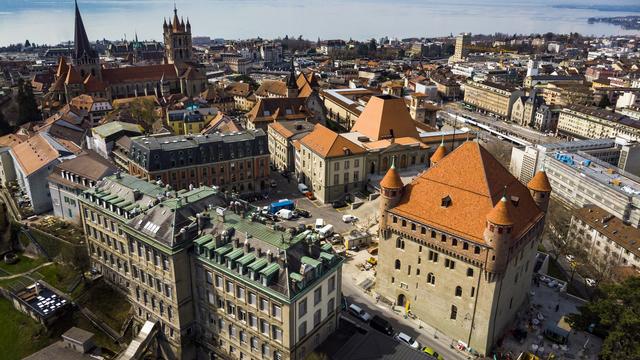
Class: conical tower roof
430,140,448,164
486,195,514,226
527,170,552,192
380,159,403,189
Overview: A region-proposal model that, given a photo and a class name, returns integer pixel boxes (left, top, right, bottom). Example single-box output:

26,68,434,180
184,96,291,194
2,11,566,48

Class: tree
24,39,31,48
567,277,640,360
0,109,12,136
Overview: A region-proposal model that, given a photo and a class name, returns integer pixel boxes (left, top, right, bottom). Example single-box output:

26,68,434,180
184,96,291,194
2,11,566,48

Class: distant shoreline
587,16,640,30
553,4,640,13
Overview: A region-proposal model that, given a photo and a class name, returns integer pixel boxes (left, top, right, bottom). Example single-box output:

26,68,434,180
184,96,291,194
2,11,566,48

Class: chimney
233,238,240,248
244,239,250,252
267,250,273,263
256,247,263,257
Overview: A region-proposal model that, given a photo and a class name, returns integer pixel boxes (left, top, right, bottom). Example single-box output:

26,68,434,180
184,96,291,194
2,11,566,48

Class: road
341,270,470,360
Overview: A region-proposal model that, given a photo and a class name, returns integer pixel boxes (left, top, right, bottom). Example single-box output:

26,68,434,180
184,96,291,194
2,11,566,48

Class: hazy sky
0,0,638,46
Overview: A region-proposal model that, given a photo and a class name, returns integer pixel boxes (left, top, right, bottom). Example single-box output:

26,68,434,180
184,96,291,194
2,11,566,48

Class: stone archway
397,293,406,307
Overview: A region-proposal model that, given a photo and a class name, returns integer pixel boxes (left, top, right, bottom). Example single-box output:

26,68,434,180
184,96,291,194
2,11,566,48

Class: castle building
44,2,206,108
376,141,551,355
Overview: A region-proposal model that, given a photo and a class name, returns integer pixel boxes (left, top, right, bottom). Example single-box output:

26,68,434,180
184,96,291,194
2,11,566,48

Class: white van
315,218,325,230
297,183,309,194
275,209,293,220
318,224,334,238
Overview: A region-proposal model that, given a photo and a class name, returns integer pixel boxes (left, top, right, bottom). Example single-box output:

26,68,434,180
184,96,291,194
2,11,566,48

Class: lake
0,0,638,46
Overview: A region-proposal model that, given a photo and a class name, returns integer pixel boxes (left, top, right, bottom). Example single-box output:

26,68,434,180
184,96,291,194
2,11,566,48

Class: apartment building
567,205,640,274
537,83,593,107
267,121,315,172
544,151,640,228
79,174,215,359
193,204,343,360
377,142,551,355
127,130,270,194
48,151,117,223
463,80,523,119
451,33,471,63
556,105,640,142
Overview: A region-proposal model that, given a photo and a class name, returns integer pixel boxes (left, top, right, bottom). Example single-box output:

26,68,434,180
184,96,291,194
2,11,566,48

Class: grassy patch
0,297,55,359
36,263,81,295
0,253,46,275
80,282,131,331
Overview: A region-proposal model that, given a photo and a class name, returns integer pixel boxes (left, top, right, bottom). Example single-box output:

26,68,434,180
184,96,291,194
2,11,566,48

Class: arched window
450,305,457,320
394,259,401,270
455,286,462,297
426,272,435,285
396,238,401,249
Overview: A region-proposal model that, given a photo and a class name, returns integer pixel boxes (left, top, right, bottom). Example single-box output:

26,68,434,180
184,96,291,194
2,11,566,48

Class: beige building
464,81,522,119
79,174,207,359
567,205,640,276
537,83,593,107
451,33,471,63
297,124,367,203
376,142,551,355
320,88,379,130
556,105,640,141
268,121,315,172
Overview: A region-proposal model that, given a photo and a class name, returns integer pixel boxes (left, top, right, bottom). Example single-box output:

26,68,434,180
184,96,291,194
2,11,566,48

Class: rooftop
92,121,143,139
574,205,640,258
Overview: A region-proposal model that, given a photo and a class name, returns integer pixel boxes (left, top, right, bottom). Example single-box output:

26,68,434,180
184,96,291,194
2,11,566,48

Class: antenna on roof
502,185,508,199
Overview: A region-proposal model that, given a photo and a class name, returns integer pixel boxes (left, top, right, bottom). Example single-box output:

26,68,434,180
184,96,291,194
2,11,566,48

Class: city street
340,250,472,360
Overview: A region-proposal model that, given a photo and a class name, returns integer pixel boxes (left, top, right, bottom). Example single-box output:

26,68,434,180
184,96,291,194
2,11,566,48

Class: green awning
214,243,233,255
226,248,245,261
237,253,256,266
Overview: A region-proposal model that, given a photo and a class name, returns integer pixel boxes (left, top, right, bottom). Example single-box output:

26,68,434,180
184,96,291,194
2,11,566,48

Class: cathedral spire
73,0,96,62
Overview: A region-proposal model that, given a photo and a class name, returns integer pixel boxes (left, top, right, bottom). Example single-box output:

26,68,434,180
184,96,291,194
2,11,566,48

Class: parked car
395,332,419,349
565,254,575,263
369,315,393,336
293,209,311,218
422,346,444,360
275,209,293,220
342,214,358,223
332,200,347,208
585,278,596,287
348,304,371,322
315,218,325,230
297,183,309,194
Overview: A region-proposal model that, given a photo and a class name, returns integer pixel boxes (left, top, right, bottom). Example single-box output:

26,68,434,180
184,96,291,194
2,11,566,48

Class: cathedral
44,2,207,109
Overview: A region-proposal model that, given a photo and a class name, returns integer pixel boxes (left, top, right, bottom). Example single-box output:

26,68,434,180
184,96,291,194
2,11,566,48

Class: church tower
164,5,193,64
73,1,101,80
378,158,404,238
286,59,299,97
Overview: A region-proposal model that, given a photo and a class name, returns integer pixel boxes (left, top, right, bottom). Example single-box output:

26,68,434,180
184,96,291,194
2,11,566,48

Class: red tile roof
351,95,419,141
391,142,543,244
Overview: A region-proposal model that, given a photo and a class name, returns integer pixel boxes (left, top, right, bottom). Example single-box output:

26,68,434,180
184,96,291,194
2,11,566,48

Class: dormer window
510,196,520,207
441,195,452,208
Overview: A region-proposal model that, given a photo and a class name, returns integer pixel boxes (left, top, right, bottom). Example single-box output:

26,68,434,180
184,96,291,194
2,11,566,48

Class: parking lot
254,172,365,235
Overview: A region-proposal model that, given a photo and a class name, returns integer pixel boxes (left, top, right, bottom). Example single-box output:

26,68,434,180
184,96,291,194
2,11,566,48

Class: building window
428,250,438,263
314,287,322,305
471,286,476,297
215,275,222,288
327,298,335,314
455,286,462,297
299,321,307,340
272,326,283,342
299,298,307,317
260,319,269,335
248,292,257,307
427,273,435,285
395,259,401,270
328,276,336,293
272,304,282,320
467,268,474,277
450,305,457,320
313,309,322,327
445,258,455,270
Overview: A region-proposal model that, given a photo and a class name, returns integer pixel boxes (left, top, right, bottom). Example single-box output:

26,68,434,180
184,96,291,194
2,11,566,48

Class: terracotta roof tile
299,124,365,158
255,80,288,97
65,65,83,85
390,142,543,244
486,196,515,225
0,133,28,148
380,163,403,189
430,143,448,164
351,95,419,141
102,64,177,84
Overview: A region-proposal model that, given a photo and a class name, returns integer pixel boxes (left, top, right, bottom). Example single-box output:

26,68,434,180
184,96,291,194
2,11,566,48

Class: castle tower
164,5,193,64
430,139,448,167
378,159,404,238
484,194,515,273
527,169,552,212
73,0,101,80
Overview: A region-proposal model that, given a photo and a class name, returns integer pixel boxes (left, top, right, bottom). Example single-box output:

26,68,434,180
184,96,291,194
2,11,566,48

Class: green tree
567,277,640,360
0,109,12,136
